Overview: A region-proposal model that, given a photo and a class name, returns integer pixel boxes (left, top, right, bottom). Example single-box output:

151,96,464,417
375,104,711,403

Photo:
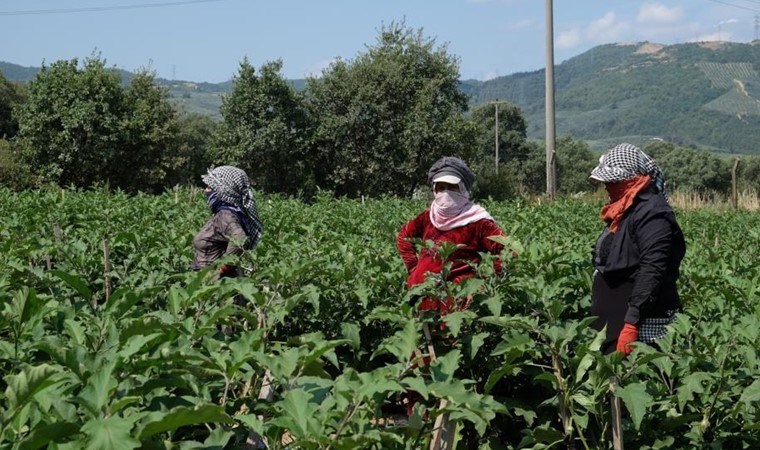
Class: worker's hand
218,264,236,278
616,323,639,356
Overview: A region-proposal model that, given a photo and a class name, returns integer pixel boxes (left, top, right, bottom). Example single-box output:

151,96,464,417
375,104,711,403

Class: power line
704,0,760,13
0,0,228,16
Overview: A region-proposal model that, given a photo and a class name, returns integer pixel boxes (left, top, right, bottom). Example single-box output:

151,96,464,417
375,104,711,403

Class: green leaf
357,373,404,400
487,235,524,255
117,333,162,360
340,322,361,350
431,350,461,383
676,372,712,409
138,404,233,439
491,333,531,356
484,363,517,394
441,311,475,338
401,377,429,400
203,427,234,448
50,270,92,302
16,421,79,450
574,353,594,385
465,332,489,360
4,364,60,416
108,396,141,415
481,295,502,317
80,416,140,450
270,389,322,439
371,319,418,363
63,320,86,347
237,414,265,436
167,285,185,318
615,381,651,430
740,379,760,410
77,360,117,416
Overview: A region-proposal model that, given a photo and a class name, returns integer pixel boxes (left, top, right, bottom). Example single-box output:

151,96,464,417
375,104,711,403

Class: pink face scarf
429,185,493,231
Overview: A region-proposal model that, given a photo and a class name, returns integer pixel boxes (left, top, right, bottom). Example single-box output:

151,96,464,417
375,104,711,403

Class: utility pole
755,14,759,41
488,99,509,174
545,0,557,198
495,99,499,174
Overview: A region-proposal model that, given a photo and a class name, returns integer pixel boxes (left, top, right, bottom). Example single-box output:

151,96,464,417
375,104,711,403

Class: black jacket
591,186,686,334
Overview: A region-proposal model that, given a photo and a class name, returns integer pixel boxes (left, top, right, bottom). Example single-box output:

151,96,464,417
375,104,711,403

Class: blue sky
1,0,758,83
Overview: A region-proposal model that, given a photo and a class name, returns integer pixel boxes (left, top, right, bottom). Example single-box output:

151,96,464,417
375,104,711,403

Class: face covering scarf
429,186,493,231
600,175,651,233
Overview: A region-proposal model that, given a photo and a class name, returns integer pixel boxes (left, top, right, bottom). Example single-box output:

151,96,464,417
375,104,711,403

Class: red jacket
397,209,505,311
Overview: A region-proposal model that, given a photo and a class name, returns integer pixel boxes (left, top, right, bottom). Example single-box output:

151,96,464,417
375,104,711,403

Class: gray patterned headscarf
590,143,668,200
202,166,263,248
427,157,476,191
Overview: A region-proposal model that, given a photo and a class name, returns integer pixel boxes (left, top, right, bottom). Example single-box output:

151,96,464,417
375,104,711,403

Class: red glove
616,323,639,356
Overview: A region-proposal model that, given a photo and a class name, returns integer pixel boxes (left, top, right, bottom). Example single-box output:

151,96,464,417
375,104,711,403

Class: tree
15,57,124,188
165,113,217,187
468,101,531,199
556,136,597,194
642,140,676,160
643,142,730,194
111,70,180,191
0,139,33,189
14,57,180,192
738,156,760,192
511,140,548,195
307,22,477,197
470,101,529,167
0,71,25,139
211,58,309,195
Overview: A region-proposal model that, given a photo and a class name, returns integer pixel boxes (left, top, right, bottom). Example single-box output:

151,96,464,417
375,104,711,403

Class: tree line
1,23,758,199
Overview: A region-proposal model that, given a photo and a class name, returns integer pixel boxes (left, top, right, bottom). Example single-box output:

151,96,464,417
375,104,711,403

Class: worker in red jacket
397,156,506,315
396,157,506,417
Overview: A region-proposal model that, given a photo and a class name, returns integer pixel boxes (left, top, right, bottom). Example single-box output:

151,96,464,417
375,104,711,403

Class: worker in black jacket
589,143,686,355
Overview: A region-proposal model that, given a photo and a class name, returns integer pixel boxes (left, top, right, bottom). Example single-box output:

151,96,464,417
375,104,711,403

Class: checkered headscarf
202,166,263,248
590,143,668,200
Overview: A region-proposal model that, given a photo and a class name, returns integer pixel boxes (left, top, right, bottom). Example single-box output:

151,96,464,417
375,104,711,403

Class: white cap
432,174,461,184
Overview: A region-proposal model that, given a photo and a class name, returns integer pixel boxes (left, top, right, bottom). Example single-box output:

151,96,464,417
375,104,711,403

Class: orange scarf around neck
600,175,651,233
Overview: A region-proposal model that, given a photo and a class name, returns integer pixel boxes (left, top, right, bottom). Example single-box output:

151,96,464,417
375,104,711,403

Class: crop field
1,188,759,449
703,87,760,117
696,62,759,90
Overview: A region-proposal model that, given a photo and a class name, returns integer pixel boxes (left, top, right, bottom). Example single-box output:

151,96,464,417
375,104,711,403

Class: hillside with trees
469,41,760,154
5,42,760,155
1,31,759,198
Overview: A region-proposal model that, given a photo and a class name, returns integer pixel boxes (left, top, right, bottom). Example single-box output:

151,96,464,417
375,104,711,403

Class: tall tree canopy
0,71,24,139
307,22,477,197
15,56,179,191
211,58,309,195
470,101,528,169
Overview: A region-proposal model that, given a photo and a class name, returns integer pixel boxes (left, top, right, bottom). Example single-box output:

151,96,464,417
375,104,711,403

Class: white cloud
587,12,630,42
637,2,683,23
511,18,536,30
480,71,499,81
557,28,582,49
304,58,340,78
719,18,739,25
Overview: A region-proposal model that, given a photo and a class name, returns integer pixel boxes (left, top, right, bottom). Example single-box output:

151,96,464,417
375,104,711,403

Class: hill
4,41,760,154
474,41,760,154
